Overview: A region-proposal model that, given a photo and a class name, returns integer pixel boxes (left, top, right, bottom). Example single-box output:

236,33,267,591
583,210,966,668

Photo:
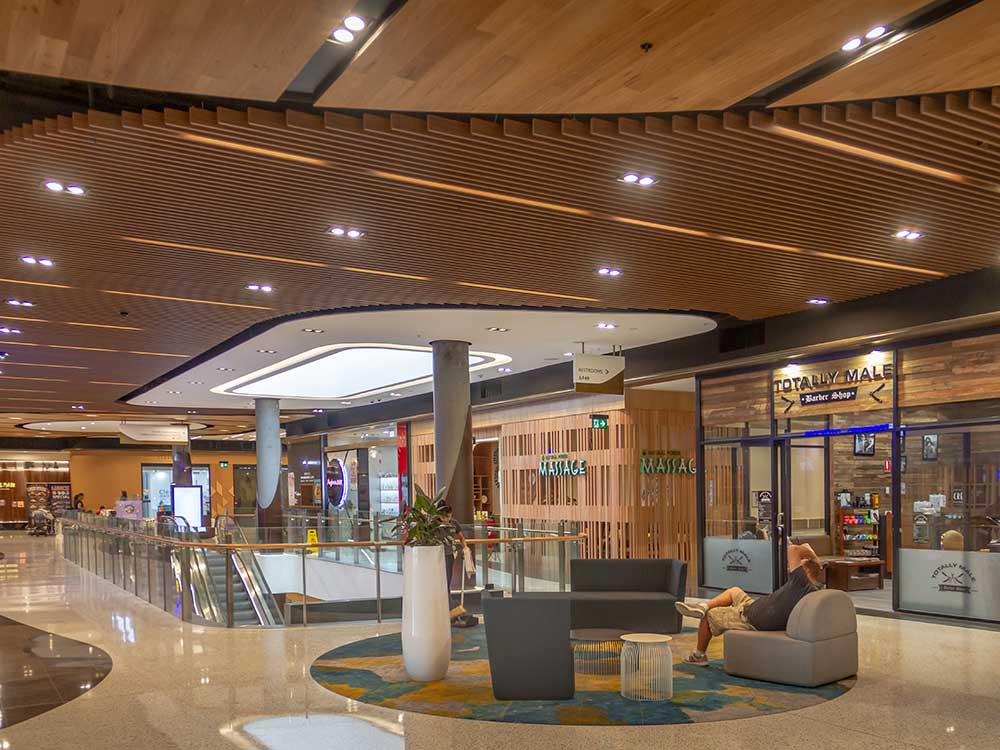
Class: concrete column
171,441,192,486
255,397,282,527
431,339,474,524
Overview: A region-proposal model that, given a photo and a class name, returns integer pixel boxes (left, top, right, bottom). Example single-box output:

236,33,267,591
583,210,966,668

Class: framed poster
854,433,875,456
922,434,939,461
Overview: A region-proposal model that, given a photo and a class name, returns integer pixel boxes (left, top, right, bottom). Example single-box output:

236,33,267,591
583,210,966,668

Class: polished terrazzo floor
0,531,997,750
0,613,111,728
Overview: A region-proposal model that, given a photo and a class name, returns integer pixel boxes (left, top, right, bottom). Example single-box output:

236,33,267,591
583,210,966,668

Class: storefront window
141,464,210,515
898,425,1000,621
702,442,774,593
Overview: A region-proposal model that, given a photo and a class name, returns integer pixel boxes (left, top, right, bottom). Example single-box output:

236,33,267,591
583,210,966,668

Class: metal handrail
59,516,584,628
61,516,585,551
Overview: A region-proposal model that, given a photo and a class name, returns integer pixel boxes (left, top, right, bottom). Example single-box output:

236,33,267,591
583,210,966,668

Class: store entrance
775,438,828,587
775,431,894,610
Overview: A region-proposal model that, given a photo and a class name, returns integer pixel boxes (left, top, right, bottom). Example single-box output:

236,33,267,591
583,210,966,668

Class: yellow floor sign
306,528,319,554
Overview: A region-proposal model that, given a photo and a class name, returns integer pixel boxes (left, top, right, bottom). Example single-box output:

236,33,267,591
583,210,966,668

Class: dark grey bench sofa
514,558,687,634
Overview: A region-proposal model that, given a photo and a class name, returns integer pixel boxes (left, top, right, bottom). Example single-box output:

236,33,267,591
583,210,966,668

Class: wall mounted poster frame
853,433,876,456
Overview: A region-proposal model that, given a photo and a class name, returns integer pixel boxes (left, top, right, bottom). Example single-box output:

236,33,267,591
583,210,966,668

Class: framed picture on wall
854,433,876,456
900,455,907,473
922,434,939,461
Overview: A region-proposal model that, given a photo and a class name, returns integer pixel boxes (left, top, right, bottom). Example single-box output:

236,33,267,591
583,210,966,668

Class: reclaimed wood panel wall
701,371,771,430
898,333,1000,408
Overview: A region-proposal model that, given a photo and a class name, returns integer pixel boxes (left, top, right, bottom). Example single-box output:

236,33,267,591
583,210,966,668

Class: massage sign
538,453,587,477
773,355,895,415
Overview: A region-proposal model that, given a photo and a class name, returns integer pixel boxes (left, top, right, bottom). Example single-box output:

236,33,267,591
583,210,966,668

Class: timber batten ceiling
1,89,999,412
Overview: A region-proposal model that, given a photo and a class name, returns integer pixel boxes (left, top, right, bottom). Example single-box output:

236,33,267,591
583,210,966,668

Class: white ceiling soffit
22,420,208,435
129,308,717,410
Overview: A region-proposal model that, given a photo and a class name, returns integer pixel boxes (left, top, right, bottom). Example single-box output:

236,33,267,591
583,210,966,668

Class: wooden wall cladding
0,465,70,524
898,333,1000,408
499,394,698,592
700,371,771,428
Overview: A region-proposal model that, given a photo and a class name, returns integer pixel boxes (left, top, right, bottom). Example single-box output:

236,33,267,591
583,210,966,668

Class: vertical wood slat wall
406,391,698,592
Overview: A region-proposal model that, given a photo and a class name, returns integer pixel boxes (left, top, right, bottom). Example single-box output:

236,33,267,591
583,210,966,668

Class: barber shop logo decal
722,549,751,573
930,562,976,594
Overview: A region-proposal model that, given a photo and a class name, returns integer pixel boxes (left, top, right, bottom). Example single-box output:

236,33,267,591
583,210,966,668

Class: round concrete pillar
431,339,474,524
255,397,282,527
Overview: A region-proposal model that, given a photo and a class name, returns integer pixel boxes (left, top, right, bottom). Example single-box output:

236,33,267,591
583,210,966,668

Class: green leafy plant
395,485,456,547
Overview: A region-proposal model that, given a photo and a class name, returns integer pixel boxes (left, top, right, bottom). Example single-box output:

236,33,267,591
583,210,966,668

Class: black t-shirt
745,566,820,631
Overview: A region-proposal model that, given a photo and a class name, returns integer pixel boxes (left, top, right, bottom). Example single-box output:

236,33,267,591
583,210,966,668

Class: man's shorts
705,588,757,637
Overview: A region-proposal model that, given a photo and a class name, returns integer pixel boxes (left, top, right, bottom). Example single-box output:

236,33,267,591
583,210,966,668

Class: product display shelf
837,505,880,558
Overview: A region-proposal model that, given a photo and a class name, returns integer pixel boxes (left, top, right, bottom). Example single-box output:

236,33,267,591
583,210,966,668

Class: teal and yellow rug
311,627,853,725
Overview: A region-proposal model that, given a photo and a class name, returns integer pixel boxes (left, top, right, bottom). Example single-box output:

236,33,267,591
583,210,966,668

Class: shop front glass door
898,425,1000,622
702,441,776,594
775,438,828,585
141,465,210,517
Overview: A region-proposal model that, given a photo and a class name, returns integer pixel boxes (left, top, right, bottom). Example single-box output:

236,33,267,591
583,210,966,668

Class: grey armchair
482,596,574,700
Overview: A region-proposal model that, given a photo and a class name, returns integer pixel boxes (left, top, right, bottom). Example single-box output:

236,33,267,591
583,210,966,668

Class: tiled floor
0,611,111,728
1,531,998,750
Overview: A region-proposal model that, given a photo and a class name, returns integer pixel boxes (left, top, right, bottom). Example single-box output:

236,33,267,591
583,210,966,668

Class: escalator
203,553,261,626
205,516,284,627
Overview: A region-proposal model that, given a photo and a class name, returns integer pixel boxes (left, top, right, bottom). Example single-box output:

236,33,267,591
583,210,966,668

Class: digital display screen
171,485,204,531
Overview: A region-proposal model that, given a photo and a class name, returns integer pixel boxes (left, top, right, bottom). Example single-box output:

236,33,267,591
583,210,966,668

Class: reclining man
675,542,823,666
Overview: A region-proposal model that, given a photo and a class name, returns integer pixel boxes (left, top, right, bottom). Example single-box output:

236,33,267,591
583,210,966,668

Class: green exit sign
590,414,609,430
219,461,229,468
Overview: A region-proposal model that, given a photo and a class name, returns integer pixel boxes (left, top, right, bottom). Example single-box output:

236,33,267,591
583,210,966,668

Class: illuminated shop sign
773,355,895,415
326,456,349,508
539,454,587,477
773,363,894,394
639,450,696,475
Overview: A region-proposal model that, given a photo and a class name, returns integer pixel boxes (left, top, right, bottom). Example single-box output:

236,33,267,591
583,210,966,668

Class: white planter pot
402,545,452,681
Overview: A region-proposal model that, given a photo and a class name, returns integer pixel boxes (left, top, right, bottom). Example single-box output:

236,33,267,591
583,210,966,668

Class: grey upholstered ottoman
723,589,858,687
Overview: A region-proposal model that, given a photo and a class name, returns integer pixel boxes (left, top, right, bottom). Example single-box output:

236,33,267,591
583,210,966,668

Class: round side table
569,628,628,674
620,633,673,701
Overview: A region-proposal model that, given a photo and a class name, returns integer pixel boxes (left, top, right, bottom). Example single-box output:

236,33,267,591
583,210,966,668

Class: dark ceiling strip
282,0,411,104
734,0,985,108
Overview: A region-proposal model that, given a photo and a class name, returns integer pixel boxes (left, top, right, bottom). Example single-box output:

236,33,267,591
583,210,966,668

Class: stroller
28,507,56,536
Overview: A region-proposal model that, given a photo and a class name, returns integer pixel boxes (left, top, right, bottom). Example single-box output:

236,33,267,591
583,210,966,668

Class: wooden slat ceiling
0,0,352,101
776,0,1000,106
315,0,927,113
1,90,999,416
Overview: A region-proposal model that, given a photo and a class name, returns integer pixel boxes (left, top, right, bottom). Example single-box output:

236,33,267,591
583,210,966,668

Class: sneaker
675,601,708,620
681,651,709,667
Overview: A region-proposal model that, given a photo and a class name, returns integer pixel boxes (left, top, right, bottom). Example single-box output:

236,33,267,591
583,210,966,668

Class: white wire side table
620,633,673,701
569,628,628,674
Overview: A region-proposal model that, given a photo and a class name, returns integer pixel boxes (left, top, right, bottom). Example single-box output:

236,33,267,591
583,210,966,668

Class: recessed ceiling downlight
343,15,366,31
841,37,862,51
331,27,355,43
865,25,887,40
44,181,64,192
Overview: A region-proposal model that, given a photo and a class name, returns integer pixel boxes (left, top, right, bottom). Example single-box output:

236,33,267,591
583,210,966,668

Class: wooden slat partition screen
406,392,698,591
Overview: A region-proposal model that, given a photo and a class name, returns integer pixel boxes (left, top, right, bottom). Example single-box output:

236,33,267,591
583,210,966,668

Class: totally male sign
772,355,894,416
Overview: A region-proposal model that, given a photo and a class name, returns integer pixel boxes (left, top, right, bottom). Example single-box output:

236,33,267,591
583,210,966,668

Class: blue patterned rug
311,626,853,725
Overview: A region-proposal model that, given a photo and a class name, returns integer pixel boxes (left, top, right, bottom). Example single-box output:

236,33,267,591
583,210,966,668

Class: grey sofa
482,596,574,700
569,558,687,634
724,589,858,687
